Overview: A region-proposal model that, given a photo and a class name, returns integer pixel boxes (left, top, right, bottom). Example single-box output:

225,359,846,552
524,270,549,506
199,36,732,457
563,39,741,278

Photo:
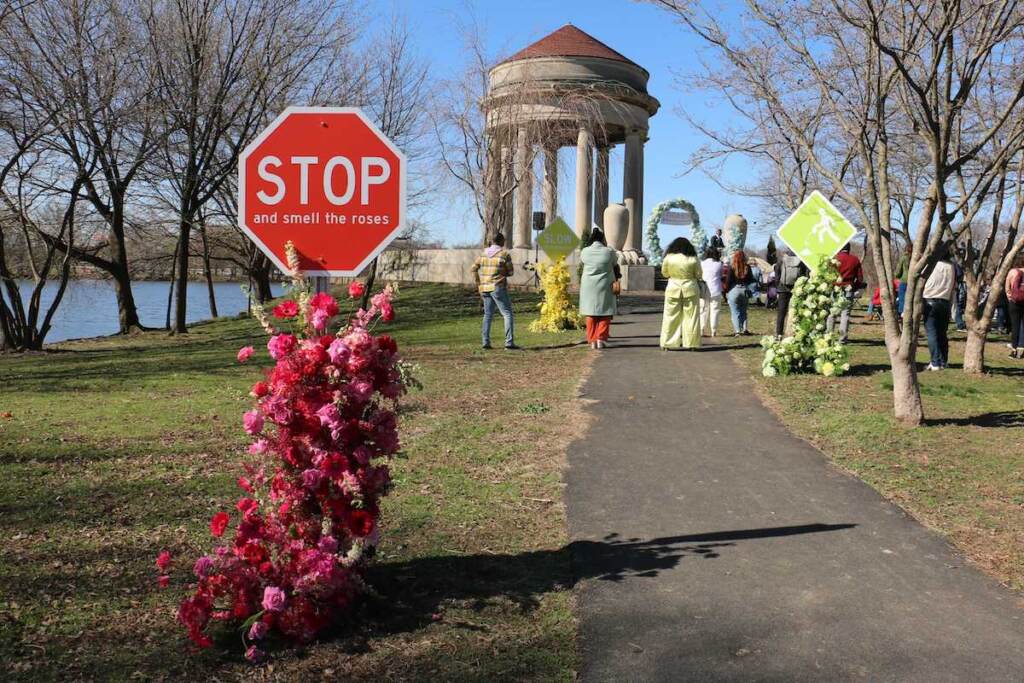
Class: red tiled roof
503,24,640,67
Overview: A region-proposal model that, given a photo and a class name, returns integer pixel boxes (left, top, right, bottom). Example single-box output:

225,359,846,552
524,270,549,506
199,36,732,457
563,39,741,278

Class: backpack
780,255,803,288
1009,268,1024,304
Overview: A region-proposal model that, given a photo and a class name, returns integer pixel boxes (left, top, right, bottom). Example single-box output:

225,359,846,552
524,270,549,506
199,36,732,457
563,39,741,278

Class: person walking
699,246,724,337
579,228,620,350
826,243,865,343
774,250,807,338
724,251,755,336
1004,255,1024,359
922,244,957,371
471,233,518,350
660,237,702,349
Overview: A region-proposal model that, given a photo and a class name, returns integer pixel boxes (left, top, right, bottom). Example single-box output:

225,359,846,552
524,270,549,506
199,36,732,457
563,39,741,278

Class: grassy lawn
732,305,1024,591
0,283,590,681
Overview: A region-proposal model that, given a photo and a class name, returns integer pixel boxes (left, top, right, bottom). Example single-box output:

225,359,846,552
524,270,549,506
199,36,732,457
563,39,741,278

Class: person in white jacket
699,246,724,336
922,243,957,371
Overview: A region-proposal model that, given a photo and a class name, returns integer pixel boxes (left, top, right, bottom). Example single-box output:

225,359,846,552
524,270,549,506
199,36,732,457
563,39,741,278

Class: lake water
7,279,284,343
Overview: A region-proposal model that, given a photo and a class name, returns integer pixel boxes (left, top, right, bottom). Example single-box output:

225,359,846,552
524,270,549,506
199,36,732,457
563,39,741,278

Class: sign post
238,106,407,279
776,190,857,271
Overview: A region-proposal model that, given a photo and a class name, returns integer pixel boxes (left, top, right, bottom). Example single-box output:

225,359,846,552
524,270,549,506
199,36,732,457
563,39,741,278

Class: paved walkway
566,306,1024,682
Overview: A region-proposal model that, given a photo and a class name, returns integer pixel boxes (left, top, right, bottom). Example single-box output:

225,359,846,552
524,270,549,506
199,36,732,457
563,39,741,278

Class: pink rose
236,345,254,363
243,410,264,435
380,302,394,322
310,308,330,330
267,334,296,360
245,645,264,663
248,439,269,455
262,586,286,612
327,339,350,365
348,281,365,299
248,621,268,641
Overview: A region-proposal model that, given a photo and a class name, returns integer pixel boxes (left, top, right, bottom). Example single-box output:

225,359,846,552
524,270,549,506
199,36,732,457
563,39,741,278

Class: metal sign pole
314,276,329,294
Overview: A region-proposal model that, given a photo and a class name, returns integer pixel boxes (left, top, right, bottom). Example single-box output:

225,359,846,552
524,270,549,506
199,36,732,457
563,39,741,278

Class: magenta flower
244,645,264,663
236,346,254,363
261,586,286,612
348,281,365,299
156,550,172,571
301,468,323,490
243,410,264,436
193,556,214,578
248,621,268,641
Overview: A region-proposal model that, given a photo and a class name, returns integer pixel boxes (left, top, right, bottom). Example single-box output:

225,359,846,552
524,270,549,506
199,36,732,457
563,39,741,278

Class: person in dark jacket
773,250,808,338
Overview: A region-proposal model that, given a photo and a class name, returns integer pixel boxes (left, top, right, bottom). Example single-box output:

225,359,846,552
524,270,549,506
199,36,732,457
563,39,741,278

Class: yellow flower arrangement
529,257,582,332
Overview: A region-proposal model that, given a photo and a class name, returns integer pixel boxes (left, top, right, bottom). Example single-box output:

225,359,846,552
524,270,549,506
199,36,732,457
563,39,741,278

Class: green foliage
761,256,850,377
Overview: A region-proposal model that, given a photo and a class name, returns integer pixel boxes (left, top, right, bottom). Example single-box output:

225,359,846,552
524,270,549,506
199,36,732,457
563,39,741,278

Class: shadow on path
362,523,855,636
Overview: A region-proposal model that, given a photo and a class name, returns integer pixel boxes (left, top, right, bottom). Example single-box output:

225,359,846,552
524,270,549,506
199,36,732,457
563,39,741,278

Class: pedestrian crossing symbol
776,191,857,271
537,216,580,261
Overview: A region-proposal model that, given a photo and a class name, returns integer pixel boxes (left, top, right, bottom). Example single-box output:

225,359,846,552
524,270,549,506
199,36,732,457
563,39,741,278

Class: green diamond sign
776,191,857,271
537,216,580,261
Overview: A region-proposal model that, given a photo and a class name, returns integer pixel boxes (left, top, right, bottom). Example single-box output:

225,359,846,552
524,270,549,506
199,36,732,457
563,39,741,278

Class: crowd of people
469,231,1024,364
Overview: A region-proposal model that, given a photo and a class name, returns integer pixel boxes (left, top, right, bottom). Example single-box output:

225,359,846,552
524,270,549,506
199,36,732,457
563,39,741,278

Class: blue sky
387,0,768,248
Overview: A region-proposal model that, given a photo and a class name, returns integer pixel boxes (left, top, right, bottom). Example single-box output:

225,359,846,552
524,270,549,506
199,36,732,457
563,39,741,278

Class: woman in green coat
660,237,702,349
579,229,620,350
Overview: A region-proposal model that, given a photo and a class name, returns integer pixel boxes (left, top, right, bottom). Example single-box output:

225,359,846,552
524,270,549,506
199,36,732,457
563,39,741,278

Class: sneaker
504,344,521,350
482,344,492,350
926,364,942,372
596,340,607,349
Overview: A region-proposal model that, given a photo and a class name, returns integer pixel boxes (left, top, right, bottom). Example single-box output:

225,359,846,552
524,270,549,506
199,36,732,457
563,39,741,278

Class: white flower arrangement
761,256,850,378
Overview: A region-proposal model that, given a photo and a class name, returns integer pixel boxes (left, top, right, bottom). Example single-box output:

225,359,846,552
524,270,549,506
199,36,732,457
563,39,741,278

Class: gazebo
483,25,660,266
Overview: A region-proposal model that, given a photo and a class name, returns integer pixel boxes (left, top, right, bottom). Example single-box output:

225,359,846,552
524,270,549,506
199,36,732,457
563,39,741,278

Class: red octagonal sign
238,106,406,276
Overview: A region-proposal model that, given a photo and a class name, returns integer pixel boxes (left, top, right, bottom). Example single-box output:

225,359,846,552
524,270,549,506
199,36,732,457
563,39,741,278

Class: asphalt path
566,307,1024,682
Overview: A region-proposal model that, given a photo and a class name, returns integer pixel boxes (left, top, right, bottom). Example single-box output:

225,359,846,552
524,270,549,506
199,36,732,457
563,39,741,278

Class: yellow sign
537,217,580,261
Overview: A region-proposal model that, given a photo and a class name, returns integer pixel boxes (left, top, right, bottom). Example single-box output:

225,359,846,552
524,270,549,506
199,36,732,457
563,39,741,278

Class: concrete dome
485,25,659,146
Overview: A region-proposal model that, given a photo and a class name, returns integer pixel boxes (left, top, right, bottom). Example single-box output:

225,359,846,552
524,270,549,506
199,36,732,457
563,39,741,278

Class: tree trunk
112,263,142,333
199,222,218,318
166,235,180,330
253,253,274,302
962,327,988,374
107,198,143,333
360,257,378,311
172,215,191,334
890,351,925,425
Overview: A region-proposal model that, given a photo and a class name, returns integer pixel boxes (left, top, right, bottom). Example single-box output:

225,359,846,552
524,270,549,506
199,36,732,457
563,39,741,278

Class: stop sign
238,106,406,276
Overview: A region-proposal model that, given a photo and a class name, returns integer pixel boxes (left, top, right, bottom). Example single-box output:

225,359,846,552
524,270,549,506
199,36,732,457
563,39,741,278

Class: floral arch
645,199,704,266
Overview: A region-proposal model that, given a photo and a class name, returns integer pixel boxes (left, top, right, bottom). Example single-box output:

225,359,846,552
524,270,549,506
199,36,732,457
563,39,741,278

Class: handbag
612,280,622,296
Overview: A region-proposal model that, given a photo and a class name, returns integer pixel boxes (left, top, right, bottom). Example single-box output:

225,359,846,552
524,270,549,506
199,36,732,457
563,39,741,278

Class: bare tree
2,0,166,333
650,0,1024,425
144,0,362,334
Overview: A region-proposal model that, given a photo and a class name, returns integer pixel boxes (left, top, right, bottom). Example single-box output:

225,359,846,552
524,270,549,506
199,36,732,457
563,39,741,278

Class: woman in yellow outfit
660,237,703,349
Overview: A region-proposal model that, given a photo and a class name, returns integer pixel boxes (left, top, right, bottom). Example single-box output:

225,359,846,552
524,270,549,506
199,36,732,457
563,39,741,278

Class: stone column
594,145,610,229
542,146,558,226
500,138,513,239
623,129,642,256
574,127,594,239
633,137,646,254
513,128,533,249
